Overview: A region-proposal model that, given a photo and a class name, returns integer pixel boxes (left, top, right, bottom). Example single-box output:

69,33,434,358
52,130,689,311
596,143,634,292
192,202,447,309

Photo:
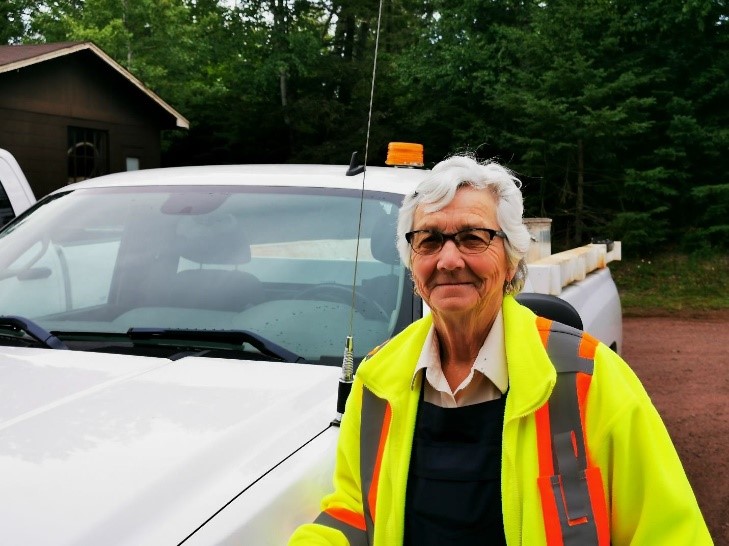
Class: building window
67,127,109,183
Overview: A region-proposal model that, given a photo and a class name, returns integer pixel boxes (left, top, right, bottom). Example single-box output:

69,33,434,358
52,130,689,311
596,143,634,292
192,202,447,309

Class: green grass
609,252,729,314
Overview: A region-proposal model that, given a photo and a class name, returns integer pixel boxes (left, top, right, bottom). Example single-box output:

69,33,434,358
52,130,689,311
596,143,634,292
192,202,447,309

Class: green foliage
686,184,729,250
609,208,670,250
13,0,729,255
1,0,30,43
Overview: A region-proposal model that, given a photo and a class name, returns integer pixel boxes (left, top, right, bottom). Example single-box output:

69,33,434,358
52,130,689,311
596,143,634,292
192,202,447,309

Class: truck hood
0,347,340,545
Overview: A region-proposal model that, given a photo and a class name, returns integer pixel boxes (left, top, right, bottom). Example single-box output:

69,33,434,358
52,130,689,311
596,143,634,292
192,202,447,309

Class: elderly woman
289,155,710,545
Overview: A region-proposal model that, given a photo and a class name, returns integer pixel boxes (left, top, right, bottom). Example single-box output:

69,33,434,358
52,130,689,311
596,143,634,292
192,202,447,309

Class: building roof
0,41,189,129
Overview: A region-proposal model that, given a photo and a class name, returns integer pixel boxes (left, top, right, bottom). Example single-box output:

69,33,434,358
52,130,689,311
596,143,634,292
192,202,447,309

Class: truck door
0,148,37,225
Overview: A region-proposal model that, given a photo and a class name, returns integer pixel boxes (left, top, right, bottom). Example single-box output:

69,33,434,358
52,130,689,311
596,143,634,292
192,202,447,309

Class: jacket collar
502,295,557,420
357,295,556,417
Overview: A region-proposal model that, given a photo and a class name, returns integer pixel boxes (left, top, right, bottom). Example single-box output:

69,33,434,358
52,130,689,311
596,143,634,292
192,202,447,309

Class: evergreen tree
14,0,729,253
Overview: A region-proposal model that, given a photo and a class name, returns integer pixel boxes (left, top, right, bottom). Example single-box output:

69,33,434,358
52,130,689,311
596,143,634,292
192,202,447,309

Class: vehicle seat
166,214,264,311
515,292,583,330
361,212,401,317
168,269,263,311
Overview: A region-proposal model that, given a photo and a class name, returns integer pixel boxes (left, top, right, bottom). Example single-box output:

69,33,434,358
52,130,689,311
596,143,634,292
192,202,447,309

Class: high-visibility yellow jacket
289,296,712,545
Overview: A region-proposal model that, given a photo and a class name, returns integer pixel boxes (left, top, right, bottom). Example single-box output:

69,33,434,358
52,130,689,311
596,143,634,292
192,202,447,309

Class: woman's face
410,186,513,321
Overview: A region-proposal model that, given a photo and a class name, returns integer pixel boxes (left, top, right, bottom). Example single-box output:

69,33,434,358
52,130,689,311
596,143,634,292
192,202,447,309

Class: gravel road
622,312,729,544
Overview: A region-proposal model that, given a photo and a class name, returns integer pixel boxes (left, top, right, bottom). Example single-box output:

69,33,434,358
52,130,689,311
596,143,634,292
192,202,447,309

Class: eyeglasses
405,228,507,255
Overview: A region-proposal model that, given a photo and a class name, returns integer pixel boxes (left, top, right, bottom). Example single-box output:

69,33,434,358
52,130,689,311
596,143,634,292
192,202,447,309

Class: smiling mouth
434,281,473,288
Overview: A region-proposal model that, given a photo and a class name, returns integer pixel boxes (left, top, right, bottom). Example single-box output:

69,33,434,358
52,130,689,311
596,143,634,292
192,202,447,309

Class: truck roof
55,163,429,196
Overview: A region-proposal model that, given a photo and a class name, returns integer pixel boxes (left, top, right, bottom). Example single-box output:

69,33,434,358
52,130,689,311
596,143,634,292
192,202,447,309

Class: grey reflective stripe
314,512,369,546
360,386,388,543
544,322,594,374
544,322,600,544
311,387,386,545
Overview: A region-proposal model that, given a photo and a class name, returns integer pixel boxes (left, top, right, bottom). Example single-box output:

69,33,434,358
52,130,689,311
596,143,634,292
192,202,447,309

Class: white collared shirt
410,310,509,408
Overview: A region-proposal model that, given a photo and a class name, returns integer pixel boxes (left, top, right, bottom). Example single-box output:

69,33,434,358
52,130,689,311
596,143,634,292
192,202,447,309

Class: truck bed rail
526,242,622,296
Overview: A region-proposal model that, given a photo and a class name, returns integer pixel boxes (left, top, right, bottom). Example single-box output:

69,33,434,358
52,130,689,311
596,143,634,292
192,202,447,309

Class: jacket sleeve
288,377,368,546
590,346,713,545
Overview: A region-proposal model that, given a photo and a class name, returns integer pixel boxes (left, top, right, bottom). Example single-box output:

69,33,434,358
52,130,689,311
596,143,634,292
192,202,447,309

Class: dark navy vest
404,387,507,546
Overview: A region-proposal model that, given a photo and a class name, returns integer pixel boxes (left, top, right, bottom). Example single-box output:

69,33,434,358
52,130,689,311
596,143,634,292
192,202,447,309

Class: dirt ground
622,311,729,544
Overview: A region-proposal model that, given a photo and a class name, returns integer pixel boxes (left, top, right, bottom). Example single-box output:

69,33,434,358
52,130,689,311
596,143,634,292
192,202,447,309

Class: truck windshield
0,185,410,365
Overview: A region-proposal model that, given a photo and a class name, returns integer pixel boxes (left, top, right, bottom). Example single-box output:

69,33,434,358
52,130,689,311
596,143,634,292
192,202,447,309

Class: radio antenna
336,0,386,423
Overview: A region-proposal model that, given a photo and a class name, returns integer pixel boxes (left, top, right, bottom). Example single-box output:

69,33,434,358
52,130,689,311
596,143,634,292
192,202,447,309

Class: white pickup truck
0,155,620,545
0,148,36,225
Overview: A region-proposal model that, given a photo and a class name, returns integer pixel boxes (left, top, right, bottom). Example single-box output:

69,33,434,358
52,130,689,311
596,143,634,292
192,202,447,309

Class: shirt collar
410,309,509,394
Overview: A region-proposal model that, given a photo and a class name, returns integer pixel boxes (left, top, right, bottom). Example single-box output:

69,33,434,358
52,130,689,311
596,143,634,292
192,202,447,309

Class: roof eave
0,42,189,130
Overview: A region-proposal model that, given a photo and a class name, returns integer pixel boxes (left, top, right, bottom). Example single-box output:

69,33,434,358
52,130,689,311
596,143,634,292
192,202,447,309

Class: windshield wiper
0,315,69,349
126,327,307,363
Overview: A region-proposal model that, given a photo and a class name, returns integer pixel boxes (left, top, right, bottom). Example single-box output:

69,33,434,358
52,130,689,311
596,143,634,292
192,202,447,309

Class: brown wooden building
0,42,189,198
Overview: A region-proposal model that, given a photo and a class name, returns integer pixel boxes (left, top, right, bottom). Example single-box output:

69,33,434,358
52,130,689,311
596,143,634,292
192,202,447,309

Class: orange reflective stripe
323,507,367,531
538,475,566,546
535,316,610,545
575,368,610,546
315,509,369,545
367,402,391,523
537,316,553,347
536,403,555,476
537,400,565,546
324,507,365,531
585,467,611,545
359,388,391,542
578,332,598,360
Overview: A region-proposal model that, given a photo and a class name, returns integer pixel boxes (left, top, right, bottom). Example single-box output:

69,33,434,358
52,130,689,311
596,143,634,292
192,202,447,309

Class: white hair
397,154,532,292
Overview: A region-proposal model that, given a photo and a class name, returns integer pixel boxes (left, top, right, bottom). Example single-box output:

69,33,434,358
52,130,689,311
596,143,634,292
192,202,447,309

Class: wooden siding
0,50,180,198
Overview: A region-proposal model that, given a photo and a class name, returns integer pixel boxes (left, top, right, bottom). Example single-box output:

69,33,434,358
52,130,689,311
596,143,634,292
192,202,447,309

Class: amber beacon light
385,142,424,167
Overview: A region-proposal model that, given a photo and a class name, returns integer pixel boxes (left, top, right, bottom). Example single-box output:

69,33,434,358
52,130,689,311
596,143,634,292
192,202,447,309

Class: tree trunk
279,66,288,109
269,0,290,126
575,139,585,244
122,0,132,66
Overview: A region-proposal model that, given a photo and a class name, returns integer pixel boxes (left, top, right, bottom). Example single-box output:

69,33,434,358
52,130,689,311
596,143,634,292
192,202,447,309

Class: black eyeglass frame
405,227,508,255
